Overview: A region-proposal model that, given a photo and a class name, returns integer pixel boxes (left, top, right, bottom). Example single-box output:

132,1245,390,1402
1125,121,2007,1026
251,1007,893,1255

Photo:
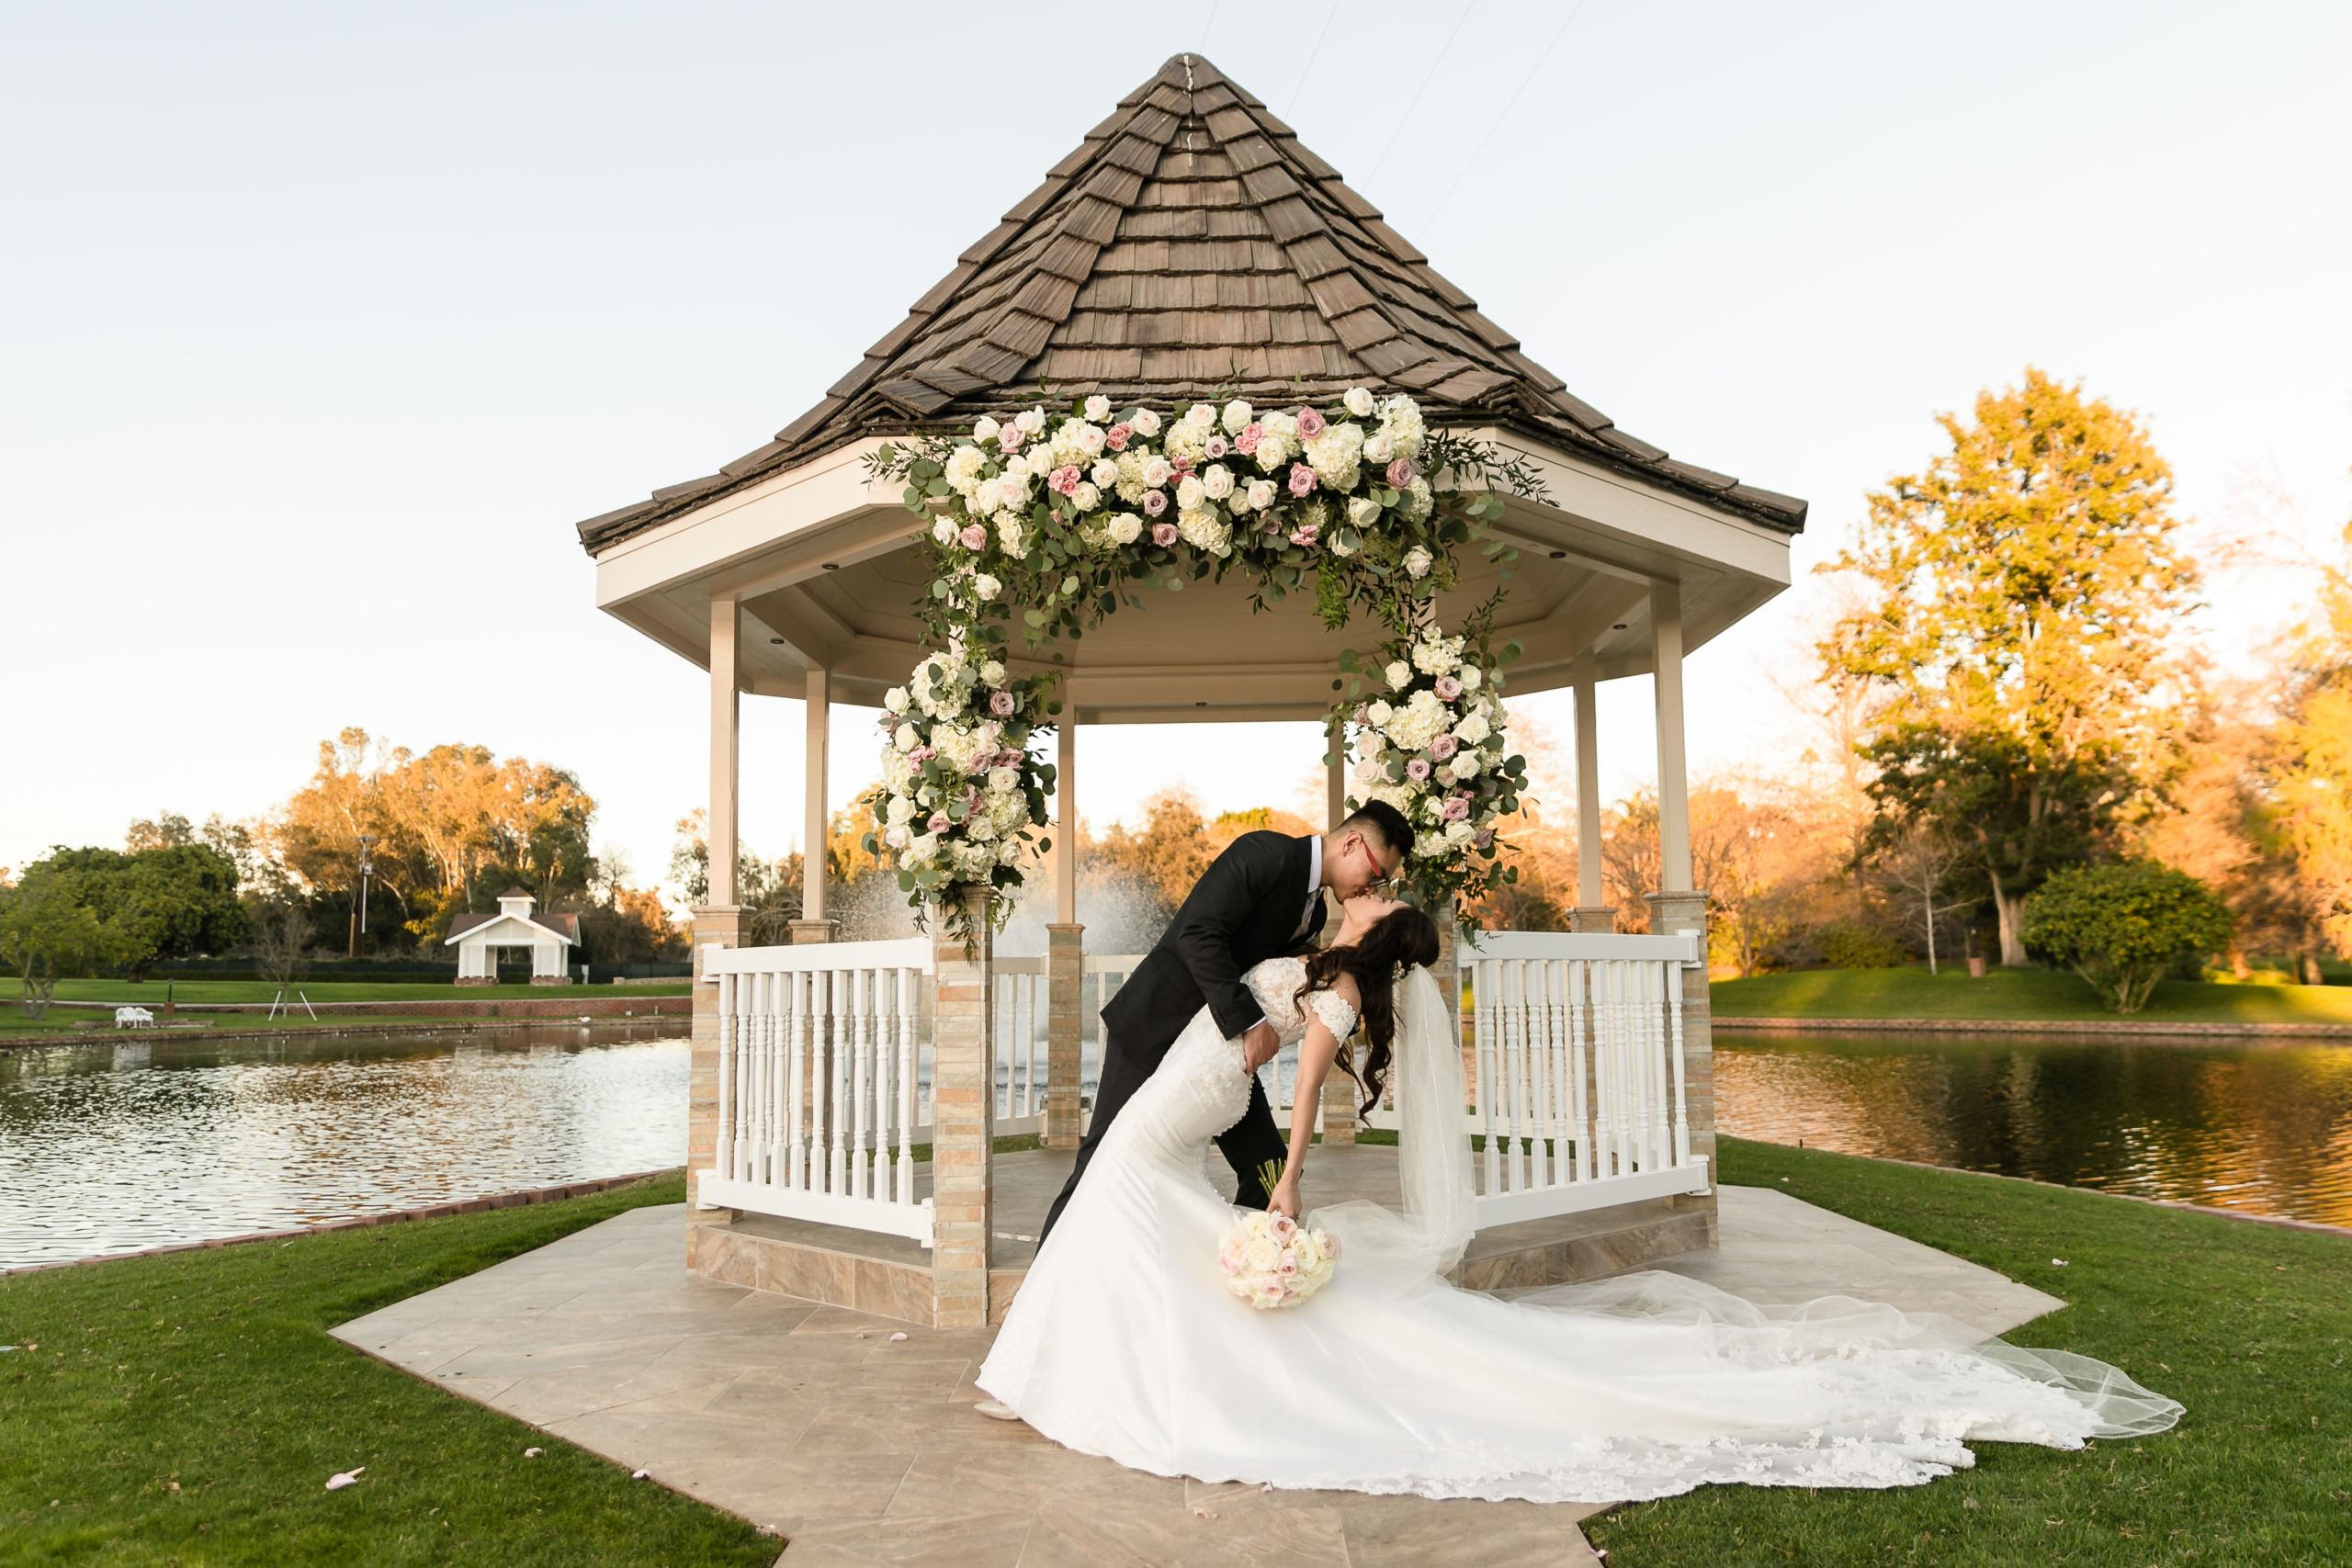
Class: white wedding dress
977,958,2180,1504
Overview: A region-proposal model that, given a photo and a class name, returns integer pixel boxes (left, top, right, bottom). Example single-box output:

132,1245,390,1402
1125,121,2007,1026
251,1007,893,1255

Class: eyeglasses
1351,835,1401,894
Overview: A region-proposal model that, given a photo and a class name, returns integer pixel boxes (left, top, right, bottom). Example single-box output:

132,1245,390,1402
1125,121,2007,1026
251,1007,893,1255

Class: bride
977,897,2181,1504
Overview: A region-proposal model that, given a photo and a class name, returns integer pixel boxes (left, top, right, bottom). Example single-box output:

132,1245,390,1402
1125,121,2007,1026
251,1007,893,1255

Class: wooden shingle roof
576,54,1805,552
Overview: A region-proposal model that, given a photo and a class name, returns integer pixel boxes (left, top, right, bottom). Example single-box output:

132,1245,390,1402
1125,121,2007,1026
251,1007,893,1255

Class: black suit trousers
1036,1024,1287,1245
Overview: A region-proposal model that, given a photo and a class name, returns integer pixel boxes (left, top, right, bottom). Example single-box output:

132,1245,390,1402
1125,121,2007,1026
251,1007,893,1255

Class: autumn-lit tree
2270,517,2352,960
1824,369,2199,964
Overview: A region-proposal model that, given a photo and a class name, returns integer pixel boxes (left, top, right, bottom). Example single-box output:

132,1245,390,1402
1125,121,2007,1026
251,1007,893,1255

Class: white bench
113,1007,154,1029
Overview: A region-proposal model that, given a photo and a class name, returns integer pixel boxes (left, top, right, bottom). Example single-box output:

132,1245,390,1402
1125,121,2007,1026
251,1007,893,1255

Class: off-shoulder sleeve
1306,987,1358,1042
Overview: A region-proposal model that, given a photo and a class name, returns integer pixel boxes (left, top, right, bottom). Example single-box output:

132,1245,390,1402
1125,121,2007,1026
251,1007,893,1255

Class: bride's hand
1268,1168,1303,1221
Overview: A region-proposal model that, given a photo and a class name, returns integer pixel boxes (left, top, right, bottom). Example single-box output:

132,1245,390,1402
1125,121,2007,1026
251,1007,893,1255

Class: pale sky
6,1,2347,900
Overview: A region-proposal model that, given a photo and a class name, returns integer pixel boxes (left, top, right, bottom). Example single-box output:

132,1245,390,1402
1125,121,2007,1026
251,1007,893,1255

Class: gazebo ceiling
575,52,1805,557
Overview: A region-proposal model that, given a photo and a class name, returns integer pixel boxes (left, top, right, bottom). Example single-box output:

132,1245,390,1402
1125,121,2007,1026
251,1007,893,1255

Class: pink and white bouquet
1217,1210,1339,1311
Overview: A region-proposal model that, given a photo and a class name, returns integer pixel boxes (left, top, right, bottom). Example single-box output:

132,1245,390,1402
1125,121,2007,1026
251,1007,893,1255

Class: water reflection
0,1024,688,1269
1715,1032,2352,1226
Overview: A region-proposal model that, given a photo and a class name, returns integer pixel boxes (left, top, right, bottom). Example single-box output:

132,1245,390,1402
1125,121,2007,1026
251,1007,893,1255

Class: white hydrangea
1401,476,1433,522
1165,421,1206,465
995,518,1024,555
1385,690,1450,750
1303,422,1363,491
1221,400,1253,434
1412,634,1464,675
989,790,1028,830
944,445,987,491
1177,508,1232,555
1377,394,1426,459
1345,387,1375,418
1385,660,1412,691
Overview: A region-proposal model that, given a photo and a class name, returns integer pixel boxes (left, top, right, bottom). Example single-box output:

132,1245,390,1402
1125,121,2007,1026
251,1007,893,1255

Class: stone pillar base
1046,923,1084,1149
528,974,572,987
1568,906,1616,933
931,889,995,1328
789,919,839,945
454,976,498,987
1645,889,1716,1246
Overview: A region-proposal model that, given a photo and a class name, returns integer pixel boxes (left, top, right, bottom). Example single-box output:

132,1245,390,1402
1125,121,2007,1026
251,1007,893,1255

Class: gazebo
576,55,1804,1327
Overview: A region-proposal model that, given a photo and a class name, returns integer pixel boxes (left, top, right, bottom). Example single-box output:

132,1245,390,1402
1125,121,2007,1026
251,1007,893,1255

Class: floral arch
861,386,1547,930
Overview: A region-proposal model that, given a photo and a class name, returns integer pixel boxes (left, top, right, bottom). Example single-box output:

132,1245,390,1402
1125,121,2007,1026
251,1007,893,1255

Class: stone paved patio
331,1187,2064,1564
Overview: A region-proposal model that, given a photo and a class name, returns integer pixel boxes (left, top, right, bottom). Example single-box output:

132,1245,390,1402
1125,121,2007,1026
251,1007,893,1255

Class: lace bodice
1242,955,1358,1044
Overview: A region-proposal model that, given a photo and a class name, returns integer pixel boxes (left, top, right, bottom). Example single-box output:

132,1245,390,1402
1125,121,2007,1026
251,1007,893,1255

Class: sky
6,0,2348,900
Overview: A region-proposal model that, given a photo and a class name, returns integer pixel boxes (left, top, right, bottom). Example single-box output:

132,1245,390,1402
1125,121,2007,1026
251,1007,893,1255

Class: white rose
886,794,917,825
1450,750,1483,779
972,416,1001,444
884,824,910,850
1385,660,1412,692
1348,496,1381,530
988,765,1020,794
1460,666,1482,692
1091,459,1118,487
1221,399,1253,434
894,726,919,754
998,840,1023,864
975,573,1001,601
932,518,956,546
1075,423,1105,457
1366,699,1394,728
980,660,1005,684
1074,481,1102,512
1344,387,1375,418
1404,546,1433,580
1015,408,1046,435
1453,713,1491,746
1130,407,1162,437
1108,512,1142,545
885,686,910,715
1175,474,1206,512
1363,431,1394,463
1083,394,1111,422
1245,479,1276,511
1328,531,1356,558
1447,819,1476,848
1185,402,1216,430
1141,456,1173,489
1202,464,1234,501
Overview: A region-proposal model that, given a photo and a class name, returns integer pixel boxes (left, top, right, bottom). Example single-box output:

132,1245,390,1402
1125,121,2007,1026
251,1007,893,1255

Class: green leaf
1061,575,1079,596
931,581,950,599
926,477,952,497
1024,609,1046,627
903,486,924,509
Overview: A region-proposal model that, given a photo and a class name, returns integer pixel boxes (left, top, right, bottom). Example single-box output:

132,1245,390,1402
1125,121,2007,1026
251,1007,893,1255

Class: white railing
698,937,936,1246
1363,931,1712,1225
989,958,1051,1135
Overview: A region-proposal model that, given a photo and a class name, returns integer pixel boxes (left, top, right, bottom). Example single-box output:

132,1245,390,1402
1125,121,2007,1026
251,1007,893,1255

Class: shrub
2022,861,2234,1013
1817,919,1904,970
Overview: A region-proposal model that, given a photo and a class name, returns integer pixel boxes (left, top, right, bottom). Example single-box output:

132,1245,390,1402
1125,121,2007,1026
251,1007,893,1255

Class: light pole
350,834,378,957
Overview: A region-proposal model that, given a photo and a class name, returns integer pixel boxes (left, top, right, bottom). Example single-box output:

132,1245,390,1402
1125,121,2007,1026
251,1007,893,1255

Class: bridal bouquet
1218,1210,1340,1311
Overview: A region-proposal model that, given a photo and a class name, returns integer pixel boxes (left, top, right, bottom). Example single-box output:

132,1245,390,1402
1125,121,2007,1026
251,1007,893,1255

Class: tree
1873,822,1970,975
2268,517,2352,963
30,843,246,981
1824,369,2199,964
2022,861,2234,1013
0,871,139,1019
249,897,313,987
1090,788,1215,910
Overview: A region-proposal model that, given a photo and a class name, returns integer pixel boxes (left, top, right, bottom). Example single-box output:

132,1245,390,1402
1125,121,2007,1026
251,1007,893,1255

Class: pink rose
1386,457,1417,488
1442,795,1472,821
1151,521,1179,547
1475,829,1494,851
1351,705,1369,724
1275,1257,1299,1276
1430,733,1459,761
1296,406,1326,439
997,748,1023,767
1287,463,1317,498
958,524,987,549
1048,465,1080,496
1434,675,1462,701
1288,524,1319,547
997,427,1021,453
909,745,936,764
1406,757,1432,782
1205,434,1228,459
1269,1213,1297,1241
1236,422,1263,455
989,690,1016,716
1142,490,1169,516
1318,1231,1340,1259
1105,423,1131,451
926,813,951,834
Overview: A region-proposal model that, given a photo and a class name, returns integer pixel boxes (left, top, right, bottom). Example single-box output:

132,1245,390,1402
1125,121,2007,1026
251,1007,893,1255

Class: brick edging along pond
40,994,691,1019
1714,1014,2352,1039
0,1168,686,1277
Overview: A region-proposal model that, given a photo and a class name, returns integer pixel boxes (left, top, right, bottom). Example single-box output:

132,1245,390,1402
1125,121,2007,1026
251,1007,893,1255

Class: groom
1037,799,1412,1244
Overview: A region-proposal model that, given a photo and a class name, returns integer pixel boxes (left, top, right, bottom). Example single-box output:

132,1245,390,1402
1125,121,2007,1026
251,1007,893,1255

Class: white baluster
896,965,919,1204
830,964,851,1194
1525,958,1553,1190
1565,961,1589,1182
1649,960,1675,1169
1473,960,1500,1197
715,971,736,1181
1500,960,1525,1191
749,972,771,1186
765,974,786,1187
851,968,872,1200
786,972,808,1189
1669,956,1691,1167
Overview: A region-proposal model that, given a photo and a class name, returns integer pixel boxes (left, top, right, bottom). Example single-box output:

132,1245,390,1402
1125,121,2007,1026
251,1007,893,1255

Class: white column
1056,716,1078,925
1650,581,1692,894
803,666,830,921
708,598,741,908
1573,659,1603,908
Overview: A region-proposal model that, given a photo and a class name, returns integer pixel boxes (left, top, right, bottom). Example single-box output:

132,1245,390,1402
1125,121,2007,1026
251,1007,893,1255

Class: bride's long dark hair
1295,904,1441,1115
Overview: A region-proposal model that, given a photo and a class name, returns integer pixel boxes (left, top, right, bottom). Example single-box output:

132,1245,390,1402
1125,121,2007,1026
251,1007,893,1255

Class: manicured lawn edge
0,1172,775,1566
1584,1136,2352,1567
1713,964,2352,1027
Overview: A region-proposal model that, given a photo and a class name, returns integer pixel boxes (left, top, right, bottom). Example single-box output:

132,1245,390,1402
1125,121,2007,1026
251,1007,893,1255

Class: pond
1714,1031,2352,1228
0,1024,688,1271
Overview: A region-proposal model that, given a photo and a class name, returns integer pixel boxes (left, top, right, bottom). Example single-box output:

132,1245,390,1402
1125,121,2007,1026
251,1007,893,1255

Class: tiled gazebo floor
331,1188,2063,1564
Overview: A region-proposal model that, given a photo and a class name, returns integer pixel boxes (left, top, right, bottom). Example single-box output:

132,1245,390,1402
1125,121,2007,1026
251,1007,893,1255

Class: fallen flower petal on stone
632,1469,650,1480
1191,1506,1217,1520
888,1332,909,1343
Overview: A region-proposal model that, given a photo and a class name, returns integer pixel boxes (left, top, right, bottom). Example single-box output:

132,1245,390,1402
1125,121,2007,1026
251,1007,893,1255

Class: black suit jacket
1101,830,1327,1061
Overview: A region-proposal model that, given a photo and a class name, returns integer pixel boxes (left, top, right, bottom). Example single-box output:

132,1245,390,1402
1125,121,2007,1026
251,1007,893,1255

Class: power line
1286,1,1341,116
1422,0,1592,231
1201,0,1220,48
1366,0,1477,185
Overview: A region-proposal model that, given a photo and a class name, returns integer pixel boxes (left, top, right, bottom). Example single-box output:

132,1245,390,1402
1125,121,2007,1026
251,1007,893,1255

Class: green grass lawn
0,1173,774,1566
41,980,693,1005
1588,1136,2352,1566
1713,964,2352,1025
